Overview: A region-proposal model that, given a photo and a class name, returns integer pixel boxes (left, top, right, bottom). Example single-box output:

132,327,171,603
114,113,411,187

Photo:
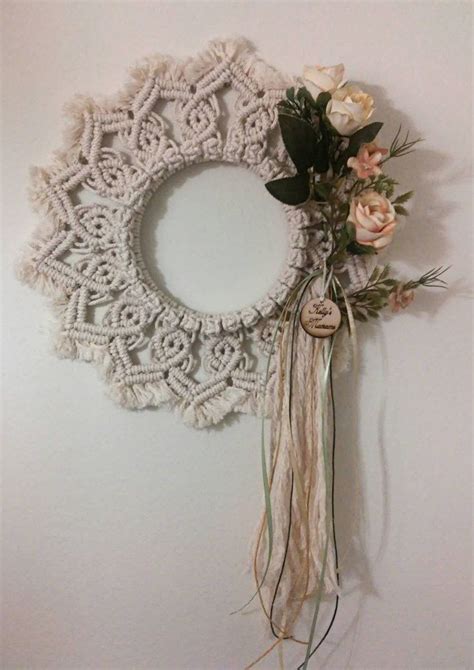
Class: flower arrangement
265,63,448,320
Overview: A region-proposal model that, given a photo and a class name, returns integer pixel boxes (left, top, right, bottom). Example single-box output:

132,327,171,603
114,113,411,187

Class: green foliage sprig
335,266,449,322
335,265,398,322
384,125,423,161
401,266,449,292
264,81,445,322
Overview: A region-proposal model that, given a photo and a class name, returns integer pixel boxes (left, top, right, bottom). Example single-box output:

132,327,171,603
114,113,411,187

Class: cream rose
326,85,374,136
302,64,346,97
348,190,397,250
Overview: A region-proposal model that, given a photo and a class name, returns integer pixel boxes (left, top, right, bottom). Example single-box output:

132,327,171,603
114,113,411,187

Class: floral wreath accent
264,63,446,305
18,41,447,670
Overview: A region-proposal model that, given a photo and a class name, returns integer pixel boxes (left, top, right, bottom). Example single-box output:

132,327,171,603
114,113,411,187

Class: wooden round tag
300,297,341,338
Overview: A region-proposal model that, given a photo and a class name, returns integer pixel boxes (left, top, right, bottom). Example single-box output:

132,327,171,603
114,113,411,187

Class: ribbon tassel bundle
248,274,341,667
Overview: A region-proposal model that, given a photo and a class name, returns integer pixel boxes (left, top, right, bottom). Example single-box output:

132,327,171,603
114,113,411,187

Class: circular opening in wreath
140,164,288,314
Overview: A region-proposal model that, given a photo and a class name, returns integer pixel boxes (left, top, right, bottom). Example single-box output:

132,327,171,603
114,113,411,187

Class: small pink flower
347,143,388,179
388,285,415,313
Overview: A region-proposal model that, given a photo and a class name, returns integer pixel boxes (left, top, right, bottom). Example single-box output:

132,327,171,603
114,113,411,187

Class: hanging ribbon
244,267,347,668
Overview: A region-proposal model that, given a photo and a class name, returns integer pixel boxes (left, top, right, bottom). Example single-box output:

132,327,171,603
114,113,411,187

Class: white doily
19,38,369,427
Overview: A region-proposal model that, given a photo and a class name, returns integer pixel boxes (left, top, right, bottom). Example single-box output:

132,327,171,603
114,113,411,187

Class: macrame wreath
17,37,370,427
19,38,447,669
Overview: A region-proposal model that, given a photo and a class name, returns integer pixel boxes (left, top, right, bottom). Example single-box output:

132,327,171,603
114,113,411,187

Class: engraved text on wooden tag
300,298,341,338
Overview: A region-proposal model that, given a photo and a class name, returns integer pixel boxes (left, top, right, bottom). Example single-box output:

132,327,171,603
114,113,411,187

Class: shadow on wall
367,84,471,313
314,83,467,667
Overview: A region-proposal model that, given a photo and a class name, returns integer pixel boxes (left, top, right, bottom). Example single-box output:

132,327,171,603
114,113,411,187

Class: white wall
1,2,472,669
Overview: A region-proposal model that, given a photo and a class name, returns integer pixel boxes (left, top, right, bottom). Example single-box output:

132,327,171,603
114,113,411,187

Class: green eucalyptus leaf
393,190,414,204
313,182,332,202
346,221,356,241
296,86,316,106
315,91,332,109
369,267,379,282
338,204,350,221
278,113,319,172
394,204,409,216
313,137,330,173
265,174,310,205
345,122,384,157
347,241,377,256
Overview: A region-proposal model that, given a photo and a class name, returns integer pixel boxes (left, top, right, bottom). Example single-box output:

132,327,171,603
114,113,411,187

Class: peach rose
347,143,388,179
388,285,415,312
326,85,374,136
348,190,397,250
302,64,346,97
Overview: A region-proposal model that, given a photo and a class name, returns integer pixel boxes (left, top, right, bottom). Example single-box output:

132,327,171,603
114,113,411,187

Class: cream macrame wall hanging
19,37,447,669
19,37,367,427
